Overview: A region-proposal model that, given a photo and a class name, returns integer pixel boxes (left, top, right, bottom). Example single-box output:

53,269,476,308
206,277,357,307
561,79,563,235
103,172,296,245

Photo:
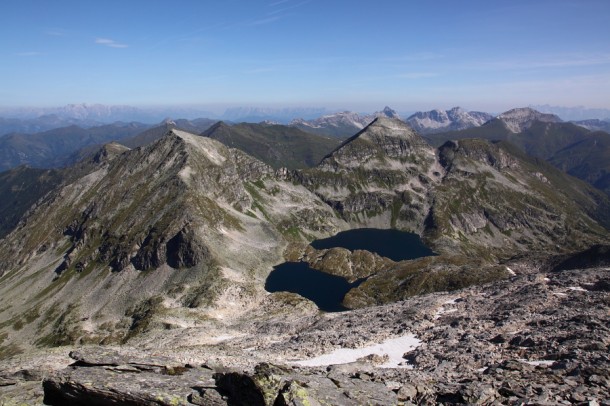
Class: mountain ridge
290,106,400,138
405,107,493,134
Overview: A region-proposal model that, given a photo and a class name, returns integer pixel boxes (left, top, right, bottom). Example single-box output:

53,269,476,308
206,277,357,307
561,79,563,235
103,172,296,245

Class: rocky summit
0,120,609,405
496,107,563,133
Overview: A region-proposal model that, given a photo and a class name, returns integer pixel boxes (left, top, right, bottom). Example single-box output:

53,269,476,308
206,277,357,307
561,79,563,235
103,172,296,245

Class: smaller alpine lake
265,228,435,312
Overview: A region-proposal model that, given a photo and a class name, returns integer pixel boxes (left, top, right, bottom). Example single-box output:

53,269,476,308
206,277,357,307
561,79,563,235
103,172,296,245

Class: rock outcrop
297,117,443,232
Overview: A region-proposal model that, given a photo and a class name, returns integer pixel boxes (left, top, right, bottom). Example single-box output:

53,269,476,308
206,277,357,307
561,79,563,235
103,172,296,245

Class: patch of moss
390,197,403,228
244,182,264,202
35,303,82,347
281,225,302,240
123,296,164,342
0,342,23,359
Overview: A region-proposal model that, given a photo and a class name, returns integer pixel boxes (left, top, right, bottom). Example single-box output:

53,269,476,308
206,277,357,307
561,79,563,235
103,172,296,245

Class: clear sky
1,0,609,112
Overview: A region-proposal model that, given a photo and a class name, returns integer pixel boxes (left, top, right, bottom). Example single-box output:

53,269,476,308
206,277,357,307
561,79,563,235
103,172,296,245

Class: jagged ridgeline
297,117,609,255
0,119,609,352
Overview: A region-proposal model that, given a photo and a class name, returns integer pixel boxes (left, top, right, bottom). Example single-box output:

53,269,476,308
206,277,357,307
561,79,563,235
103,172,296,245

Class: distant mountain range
221,106,328,123
290,106,400,137
2,104,610,199
404,107,493,135
3,103,609,137
0,114,104,135
0,104,217,125
0,122,150,171
531,104,610,121
570,119,610,132
426,107,610,196
291,106,495,137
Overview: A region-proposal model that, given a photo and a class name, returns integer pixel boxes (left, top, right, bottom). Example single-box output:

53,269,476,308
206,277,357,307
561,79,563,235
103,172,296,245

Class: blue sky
1,0,609,112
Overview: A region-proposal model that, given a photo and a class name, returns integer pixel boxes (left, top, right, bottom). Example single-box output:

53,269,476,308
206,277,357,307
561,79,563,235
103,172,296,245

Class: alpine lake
265,229,435,311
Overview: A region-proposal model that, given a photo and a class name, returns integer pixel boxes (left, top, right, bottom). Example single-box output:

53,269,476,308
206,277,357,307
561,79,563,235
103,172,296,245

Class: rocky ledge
1,265,609,405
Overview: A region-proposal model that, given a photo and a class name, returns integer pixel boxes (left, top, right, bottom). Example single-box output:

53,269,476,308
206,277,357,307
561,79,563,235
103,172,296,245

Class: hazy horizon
2,1,610,112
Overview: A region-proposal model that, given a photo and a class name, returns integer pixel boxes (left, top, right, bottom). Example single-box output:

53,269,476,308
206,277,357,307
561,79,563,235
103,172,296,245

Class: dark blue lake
265,262,364,312
310,228,434,261
265,229,434,312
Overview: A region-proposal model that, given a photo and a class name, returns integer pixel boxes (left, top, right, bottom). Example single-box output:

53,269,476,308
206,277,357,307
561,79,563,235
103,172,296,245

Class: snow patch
506,266,516,276
292,334,420,368
519,359,555,366
567,286,587,292
434,297,459,320
211,334,236,343
178,165,193,181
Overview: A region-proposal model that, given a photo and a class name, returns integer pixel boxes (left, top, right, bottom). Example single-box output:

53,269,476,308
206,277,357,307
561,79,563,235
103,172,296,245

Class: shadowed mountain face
0,143,132,239
425,111,589,159
0,123,149,171
202,121,341,169
0,121,608,354
118,119,217,149
548,132,610,196
0,166,65,239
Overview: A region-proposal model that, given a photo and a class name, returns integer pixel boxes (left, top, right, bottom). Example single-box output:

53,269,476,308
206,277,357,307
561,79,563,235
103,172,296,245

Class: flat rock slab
69,348,178,368
43,365,218,406
42,359,399,406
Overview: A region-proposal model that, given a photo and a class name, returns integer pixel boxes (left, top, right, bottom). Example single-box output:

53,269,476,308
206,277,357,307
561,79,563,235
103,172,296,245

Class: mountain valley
0,113,609,405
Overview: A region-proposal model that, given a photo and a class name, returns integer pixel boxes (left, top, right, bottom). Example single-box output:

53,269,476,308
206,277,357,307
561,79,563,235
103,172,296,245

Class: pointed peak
378,106,400,119
448,106,465,113
203,121,230,135
339,116,421,145
168,128,204,142
161,117,176,126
